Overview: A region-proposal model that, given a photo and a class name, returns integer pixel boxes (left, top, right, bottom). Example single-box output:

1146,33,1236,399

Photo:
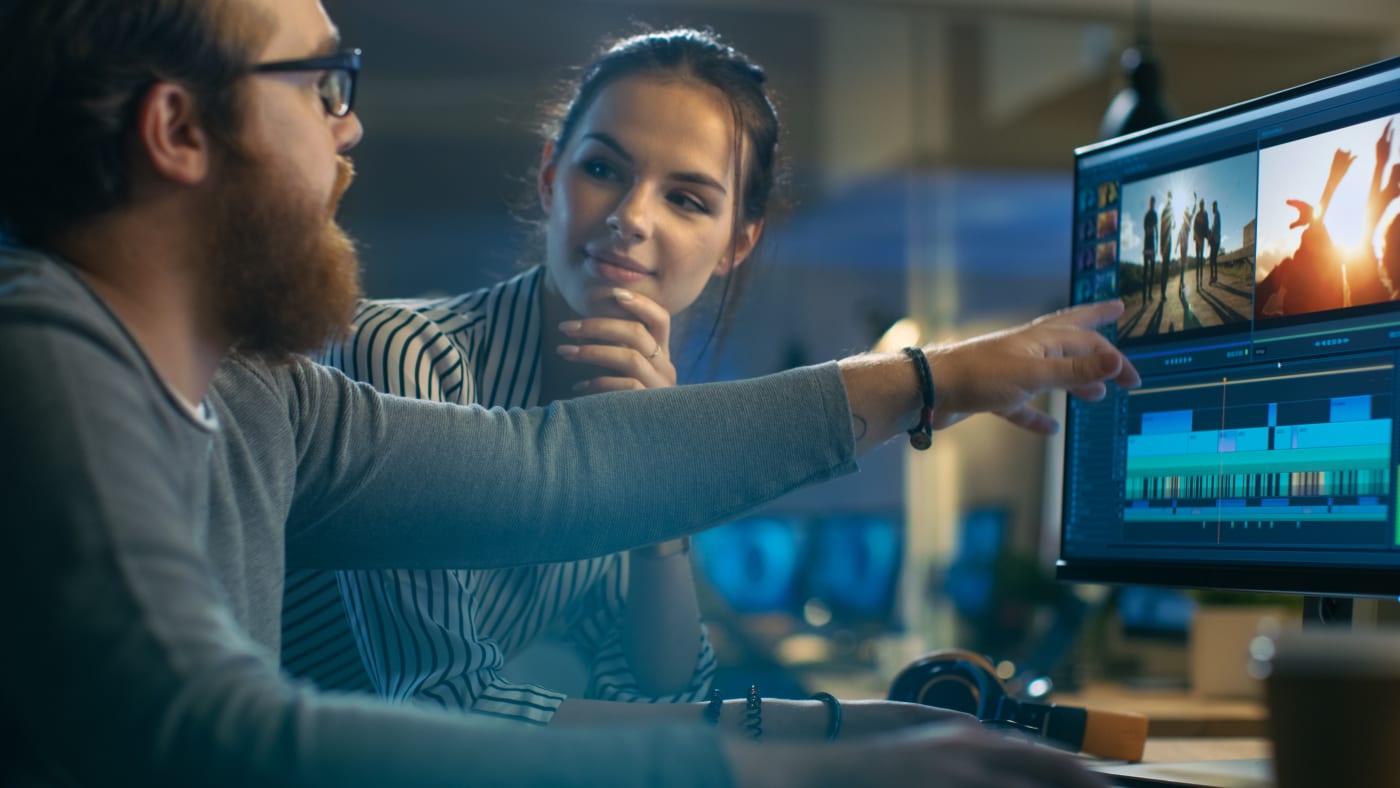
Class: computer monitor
693,515,808,614
693,512,903,628
806,513,903,625
1058,56,1400,600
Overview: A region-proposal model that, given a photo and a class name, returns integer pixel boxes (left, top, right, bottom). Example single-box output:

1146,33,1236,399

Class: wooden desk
1141,737,1270,762
1096,738,1273,787
1056,682,1267,738
799,668,1267,737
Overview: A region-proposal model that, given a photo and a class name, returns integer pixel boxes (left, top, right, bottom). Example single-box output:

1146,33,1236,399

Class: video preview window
1255,116,1400,320
1116,152,1258,341
1108,112,1400,343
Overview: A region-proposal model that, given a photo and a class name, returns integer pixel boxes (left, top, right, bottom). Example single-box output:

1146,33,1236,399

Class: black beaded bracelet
703,688,723,727
902,347,935,450
809,692,842,741
743,685,763,740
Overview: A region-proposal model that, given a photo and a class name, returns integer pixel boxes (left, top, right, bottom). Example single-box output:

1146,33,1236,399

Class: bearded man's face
206,152,361,362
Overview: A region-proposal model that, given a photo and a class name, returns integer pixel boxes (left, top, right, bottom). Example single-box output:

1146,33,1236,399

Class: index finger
611,288,672,350
1038,300,1125,330
1065,305,1140,388
1114,352,1142,389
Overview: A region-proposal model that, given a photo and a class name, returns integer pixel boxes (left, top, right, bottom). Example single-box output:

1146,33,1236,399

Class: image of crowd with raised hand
1255,116,1400,319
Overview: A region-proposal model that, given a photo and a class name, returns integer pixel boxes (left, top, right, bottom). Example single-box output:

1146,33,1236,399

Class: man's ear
537,140,557,214
135,82,212,186
716,218,765,276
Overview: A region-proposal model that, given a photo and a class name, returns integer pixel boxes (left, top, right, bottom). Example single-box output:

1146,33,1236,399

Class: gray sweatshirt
0,246,858,787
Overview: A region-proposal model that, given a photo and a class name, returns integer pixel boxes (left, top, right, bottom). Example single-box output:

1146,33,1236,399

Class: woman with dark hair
282,27,961,738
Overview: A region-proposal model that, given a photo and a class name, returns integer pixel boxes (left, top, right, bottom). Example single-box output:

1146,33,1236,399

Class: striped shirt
282,266,715,723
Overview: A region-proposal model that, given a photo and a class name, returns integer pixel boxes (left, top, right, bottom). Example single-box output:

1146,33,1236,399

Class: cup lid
1258,629,1400,678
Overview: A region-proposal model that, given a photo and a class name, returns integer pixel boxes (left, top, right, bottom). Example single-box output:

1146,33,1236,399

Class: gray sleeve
281,357,858,570
0,324,733,788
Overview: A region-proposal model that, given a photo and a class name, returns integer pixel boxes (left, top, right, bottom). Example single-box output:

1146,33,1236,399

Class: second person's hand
927,299,1141,433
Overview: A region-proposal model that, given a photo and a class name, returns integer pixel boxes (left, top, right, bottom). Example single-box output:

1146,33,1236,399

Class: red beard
207,155,362,362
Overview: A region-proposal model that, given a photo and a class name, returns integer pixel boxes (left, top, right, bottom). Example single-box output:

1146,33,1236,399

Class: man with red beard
0,1,1134,786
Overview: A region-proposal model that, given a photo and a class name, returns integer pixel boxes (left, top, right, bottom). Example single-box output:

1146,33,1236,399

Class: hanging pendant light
1099,0,1174,140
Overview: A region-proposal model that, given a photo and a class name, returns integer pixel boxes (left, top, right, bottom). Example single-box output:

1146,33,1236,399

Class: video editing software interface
1059,58,1400,595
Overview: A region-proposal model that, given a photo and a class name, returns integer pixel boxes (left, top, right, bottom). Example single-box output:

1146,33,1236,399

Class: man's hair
0,0,269,245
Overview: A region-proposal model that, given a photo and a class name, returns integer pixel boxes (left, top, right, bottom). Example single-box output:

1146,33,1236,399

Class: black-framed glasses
252,48,361,118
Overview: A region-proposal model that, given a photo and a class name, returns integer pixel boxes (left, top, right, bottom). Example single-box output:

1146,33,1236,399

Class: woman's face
538,74,761,319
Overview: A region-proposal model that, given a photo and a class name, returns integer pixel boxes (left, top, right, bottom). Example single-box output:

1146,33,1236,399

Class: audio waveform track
1121,360,1395,547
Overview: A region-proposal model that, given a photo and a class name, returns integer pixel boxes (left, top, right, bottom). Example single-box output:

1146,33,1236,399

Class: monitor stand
1302,596,1378,629
1303,595,1352,627
1092,596,1378,786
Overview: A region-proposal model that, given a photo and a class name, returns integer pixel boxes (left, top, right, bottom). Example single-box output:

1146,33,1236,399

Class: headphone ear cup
887,649,1006,719
889,650,1150,762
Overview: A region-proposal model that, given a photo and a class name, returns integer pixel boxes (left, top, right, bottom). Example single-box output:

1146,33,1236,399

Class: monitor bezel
1073,55,1400,161
1056,558,1400,599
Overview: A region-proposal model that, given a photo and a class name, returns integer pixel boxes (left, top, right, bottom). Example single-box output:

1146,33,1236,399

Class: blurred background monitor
693,515,808,615
693,511,903,628
943,507,1009,622
807,513,903,627
1116,586,1196,641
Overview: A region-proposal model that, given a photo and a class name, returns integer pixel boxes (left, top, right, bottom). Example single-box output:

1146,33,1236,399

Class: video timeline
1121,358,1394,548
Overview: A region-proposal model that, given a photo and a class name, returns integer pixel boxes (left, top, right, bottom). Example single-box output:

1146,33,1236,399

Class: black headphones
888,649,1148,762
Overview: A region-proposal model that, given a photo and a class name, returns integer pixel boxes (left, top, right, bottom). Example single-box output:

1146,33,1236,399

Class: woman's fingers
557,288,676,391
560,316,664,356
608,288,672,353
556,342,673,389
572,376,649,394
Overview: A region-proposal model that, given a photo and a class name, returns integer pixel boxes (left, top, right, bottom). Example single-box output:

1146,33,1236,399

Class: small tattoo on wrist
851,413,868,441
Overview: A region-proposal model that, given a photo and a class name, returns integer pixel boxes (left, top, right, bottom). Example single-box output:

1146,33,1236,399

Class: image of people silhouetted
1177,201,1191,295
1159,191,1173,300
1209,200,1222,283
1143,195,1158,303
1193,198,1209,288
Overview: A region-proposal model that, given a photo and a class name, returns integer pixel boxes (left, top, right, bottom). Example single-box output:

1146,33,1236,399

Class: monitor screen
693,515,808,613
807,513,902,621
1058,56,1400,598
693,513,903,626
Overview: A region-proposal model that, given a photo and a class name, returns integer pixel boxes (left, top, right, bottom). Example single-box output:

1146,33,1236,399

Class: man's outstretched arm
841,299,1136,451
280,300,1135,572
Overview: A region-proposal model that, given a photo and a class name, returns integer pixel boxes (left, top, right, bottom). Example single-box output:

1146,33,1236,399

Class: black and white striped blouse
281,266,715,723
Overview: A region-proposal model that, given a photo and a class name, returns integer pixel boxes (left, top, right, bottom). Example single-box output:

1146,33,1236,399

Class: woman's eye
670,193,710,214
582,159,619,181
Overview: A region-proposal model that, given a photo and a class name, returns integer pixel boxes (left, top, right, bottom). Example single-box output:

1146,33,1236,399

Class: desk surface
1098,738,1273,788
1140,738,1270,763
1055,682,1267,738
804,668,1269,738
